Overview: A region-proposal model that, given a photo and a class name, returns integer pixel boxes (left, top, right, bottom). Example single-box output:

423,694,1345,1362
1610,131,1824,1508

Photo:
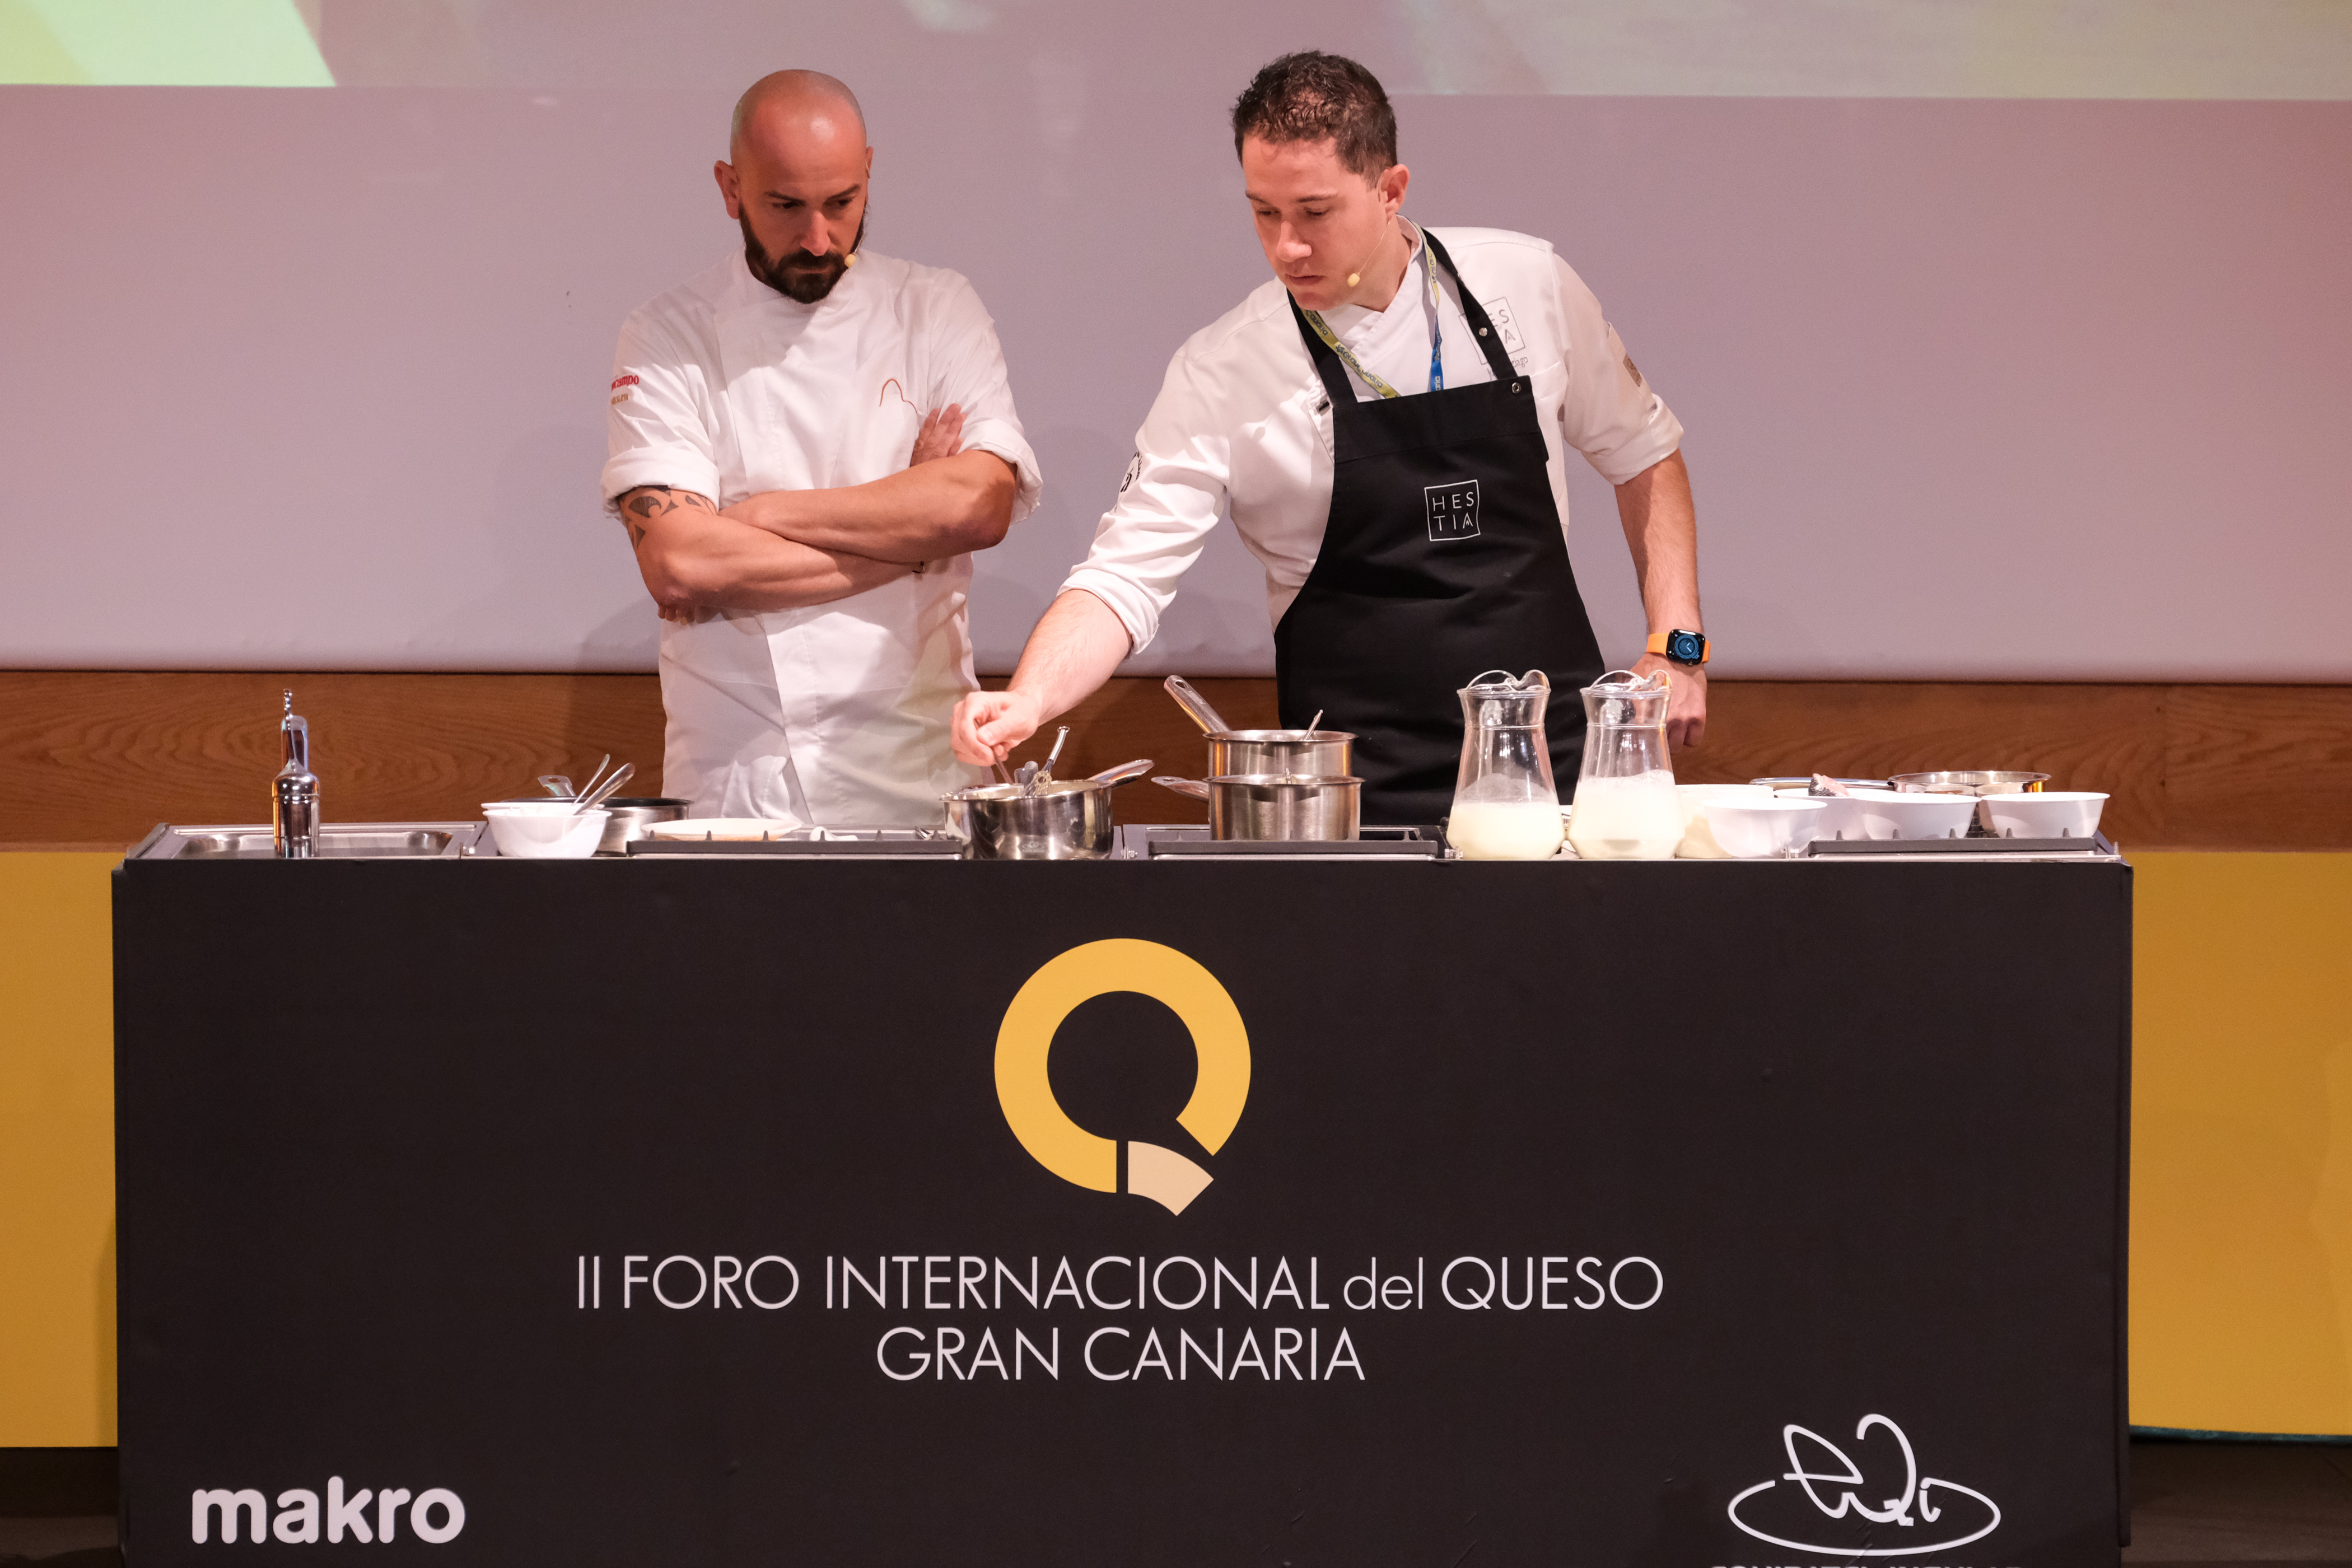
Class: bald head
716,71,872,304
730,69,866,162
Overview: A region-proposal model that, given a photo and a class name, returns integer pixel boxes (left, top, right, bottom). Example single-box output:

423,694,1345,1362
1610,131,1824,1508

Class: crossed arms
618,406,1018,618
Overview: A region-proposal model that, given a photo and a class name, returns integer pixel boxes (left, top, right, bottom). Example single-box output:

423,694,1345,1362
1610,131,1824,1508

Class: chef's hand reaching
952,688,1043,766
1630,653,1707,749
908,404,965,467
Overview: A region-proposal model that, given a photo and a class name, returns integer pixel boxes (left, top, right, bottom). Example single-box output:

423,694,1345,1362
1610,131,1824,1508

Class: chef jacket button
1478,327,1488,336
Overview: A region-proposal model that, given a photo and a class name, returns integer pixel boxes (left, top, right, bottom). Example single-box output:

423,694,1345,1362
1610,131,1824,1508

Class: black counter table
114,833,2131,1565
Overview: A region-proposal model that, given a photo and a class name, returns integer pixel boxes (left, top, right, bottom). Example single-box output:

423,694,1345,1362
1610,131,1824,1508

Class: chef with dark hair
952,50,1704,824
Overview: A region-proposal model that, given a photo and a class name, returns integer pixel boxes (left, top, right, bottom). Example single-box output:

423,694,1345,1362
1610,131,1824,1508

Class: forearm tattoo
619,486,716,547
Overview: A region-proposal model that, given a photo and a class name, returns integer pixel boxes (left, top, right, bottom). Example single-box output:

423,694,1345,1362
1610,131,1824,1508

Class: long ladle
571,761,636,815
1163,675,1233,736
1034,726,1071,787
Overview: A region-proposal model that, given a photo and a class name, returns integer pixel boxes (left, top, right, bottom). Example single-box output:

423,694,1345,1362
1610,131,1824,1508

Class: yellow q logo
995,939,1250,1216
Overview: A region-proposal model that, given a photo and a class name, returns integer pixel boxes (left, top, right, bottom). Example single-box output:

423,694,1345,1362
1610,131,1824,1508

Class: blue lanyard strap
1300,223,1444,399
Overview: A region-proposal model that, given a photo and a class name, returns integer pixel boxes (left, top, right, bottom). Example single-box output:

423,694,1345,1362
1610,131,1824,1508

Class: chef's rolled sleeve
601,314,722,507
928,280,1044,525
1553,256,1683,485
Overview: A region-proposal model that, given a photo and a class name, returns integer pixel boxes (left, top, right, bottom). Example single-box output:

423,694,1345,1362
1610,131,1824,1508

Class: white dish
647,818,802,842
1980,790,2108,839
1674,784,1772,858
1851,789,1978,840
1808,794,1874,841
1700,796,1828,858
486,808,608,858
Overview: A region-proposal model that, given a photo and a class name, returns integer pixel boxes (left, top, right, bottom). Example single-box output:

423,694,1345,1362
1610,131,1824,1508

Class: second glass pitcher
1448,669,1565,860
1566,669,1681,860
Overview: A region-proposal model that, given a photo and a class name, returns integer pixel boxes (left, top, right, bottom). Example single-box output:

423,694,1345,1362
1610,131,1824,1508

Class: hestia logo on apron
1424,479,1481,542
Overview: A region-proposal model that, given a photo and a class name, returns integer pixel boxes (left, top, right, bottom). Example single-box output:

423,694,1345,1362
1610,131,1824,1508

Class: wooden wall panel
2,672,2345,850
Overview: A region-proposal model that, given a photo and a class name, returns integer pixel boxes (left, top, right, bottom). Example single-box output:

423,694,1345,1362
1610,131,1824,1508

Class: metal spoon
993,760,1018,787
1163,675,1233,736
571,761,636,815
575,754,612,802
1305,709,1324,737
1036,726,1071,785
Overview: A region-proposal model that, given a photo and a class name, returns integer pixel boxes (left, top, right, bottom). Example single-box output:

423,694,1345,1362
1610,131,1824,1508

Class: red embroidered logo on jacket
610,374,641,391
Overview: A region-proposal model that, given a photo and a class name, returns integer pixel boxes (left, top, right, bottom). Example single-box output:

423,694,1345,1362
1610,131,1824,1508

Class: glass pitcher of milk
1448,670,1565,860
1566,670,1681,860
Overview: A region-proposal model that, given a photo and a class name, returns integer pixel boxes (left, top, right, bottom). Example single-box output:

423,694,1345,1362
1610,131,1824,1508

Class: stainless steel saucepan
1164,674,1355,778
1152,774,1362,841
942,759,1153,860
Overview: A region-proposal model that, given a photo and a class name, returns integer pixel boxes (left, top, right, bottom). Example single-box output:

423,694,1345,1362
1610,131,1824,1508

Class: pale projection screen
3,2,2348,678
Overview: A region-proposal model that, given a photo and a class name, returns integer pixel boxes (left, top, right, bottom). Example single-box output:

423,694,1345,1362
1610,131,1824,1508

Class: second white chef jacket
1061,226,1683,652
603,249,1042,826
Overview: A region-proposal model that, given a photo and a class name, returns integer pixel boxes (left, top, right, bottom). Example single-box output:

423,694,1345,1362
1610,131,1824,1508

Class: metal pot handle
1162,676,1232,736
1151,776,1213,801
1085,758,1156,788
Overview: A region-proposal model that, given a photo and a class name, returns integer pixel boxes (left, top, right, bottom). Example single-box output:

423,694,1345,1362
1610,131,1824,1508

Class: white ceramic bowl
1809,794,1875,842
1851,789,1978,841
1701,796,1828,858
484,806,608,858
1980,790,2109,839
1674,784,1772,858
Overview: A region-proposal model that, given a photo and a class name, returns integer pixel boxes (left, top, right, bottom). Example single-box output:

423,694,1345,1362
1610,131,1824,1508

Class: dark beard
741,210,867,304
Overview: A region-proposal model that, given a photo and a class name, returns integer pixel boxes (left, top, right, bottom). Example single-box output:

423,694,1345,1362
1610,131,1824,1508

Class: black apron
1275,230,1606,825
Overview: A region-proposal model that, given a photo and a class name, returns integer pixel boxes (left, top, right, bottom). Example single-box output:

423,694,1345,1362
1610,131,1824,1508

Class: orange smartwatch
1646,629,1710,666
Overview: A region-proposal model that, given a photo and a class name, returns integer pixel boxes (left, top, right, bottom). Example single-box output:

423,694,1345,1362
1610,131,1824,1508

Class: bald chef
954,52,1705,824
605,71,1040,824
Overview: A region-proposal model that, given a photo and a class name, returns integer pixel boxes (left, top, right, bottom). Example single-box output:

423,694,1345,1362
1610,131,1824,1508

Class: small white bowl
1675,785,1772,858
486,808,608,858
1851,789,1978,840
1701,796,1828,858
1808,794,1876,841
1981,790,2109,839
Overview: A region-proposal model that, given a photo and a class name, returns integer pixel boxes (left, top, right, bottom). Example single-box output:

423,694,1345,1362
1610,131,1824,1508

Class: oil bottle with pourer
272,690,319,858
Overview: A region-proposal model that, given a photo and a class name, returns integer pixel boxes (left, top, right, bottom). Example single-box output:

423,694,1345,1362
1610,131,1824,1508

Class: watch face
1666,631,1706,664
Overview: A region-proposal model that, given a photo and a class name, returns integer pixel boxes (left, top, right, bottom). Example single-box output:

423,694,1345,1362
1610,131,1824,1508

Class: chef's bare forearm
724,451,1018,564
619,486,909,611
1005,590,1134,718
1614,450,1701,634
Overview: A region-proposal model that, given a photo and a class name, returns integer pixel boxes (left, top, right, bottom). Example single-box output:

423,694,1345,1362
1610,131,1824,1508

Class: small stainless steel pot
1886,770,2050,796
1205,729,1354,780
942,759,1151,860
1153,774,1362,841
596,797,691,853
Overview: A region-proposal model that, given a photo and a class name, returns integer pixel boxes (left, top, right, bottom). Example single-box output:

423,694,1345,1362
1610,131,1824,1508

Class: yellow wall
2129,852,2352,1434
1,851,2346,1441
0,851,118,1445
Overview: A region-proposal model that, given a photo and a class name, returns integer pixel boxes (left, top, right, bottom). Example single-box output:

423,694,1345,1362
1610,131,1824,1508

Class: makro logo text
190,1480,464,1546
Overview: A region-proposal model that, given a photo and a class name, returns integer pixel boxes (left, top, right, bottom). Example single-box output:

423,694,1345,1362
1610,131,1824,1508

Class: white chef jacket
603,249,1041,826
1061,226,1682,651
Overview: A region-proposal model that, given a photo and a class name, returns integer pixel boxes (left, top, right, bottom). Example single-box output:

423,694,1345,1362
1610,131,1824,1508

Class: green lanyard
1300,223,1446,400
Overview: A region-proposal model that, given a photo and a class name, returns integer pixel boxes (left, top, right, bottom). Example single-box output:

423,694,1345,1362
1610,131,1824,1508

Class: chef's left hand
908,404,965,466
1630,653,1707,750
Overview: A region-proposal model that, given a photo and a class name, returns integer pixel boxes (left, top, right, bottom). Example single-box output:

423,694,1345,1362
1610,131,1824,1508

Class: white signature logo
1727,1414,2000,1556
